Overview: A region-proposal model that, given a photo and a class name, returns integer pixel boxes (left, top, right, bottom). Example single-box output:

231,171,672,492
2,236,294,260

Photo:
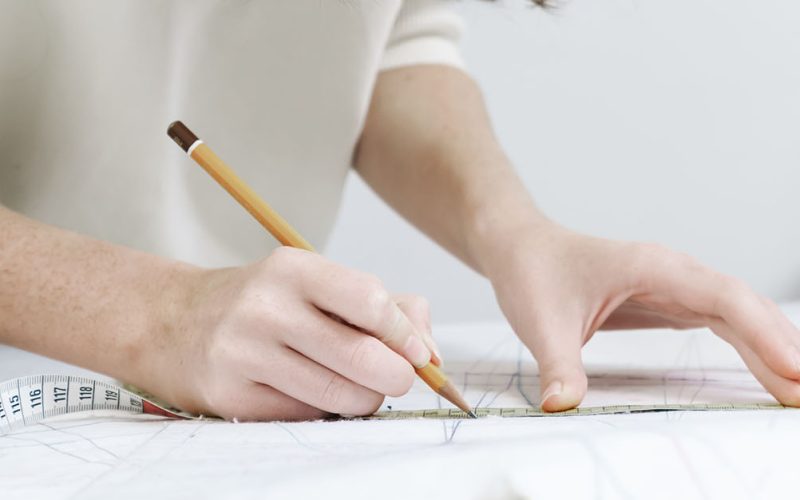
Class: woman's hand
140,247,438,421
355,65,798,413
486,222,800,412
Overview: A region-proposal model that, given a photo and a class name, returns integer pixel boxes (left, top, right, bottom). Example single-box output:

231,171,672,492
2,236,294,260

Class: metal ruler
0,374,793,434
369,403,792,420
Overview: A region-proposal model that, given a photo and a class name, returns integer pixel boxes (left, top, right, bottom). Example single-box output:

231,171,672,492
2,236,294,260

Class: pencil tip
436,381,476,420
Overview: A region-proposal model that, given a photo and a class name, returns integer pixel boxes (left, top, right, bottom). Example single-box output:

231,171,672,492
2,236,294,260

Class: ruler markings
65,375,71,415
369,403,794,420
16,378,25,427
0,374,795,435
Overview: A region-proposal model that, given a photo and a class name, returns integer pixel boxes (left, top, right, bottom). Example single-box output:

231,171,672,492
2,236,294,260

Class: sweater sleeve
380,0,465,71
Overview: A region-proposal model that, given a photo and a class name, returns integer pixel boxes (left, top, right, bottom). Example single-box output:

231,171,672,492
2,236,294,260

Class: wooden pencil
167,121,477,419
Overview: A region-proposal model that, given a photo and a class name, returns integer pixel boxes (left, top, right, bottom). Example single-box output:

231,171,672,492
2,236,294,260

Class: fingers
194,249,432,422
270,247,432,368
317,281,430,368
394,294,441,366
639,248,800,380
214,382,330,422
517,310,588,412
535,336,588,412
284,306,415,397
716,289,800,380
245,343,386,416
714,324,800,407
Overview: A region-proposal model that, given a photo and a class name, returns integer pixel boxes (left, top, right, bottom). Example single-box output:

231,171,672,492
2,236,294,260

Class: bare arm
355,65,800,411
354,65,543,275
0,205,189,381
0,205,435,420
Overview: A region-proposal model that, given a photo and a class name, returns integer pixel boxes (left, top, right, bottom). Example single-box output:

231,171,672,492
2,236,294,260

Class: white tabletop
2,303,799,499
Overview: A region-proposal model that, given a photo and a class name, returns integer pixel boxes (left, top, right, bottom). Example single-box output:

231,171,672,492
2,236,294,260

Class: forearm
0,205,439,420
354,65,552,277
0,205,195,382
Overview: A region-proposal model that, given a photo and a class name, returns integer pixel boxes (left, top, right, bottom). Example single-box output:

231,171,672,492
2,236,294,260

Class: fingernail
430,348,443,368
542,381,562,404
425,333,443,368
403,335,431,368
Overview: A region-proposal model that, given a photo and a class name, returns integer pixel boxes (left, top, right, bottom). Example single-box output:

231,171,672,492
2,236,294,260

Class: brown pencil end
167,120,199,152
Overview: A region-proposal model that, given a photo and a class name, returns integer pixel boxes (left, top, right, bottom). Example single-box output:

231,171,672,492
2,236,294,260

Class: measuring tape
0,374,192,435
0,374,793,434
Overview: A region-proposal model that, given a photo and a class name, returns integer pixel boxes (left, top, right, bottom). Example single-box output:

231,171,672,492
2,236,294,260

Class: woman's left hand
486,222,800,412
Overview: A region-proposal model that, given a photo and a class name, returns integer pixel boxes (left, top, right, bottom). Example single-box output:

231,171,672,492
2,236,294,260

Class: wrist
454,154,565,280
121,260,206,388
466,200,566,282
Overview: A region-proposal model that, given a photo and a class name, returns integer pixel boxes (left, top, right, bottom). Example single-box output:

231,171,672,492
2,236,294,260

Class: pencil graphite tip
416,364,476,419
437,381,474,419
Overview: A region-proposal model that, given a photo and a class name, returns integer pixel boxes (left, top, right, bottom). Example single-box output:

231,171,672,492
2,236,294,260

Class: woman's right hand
138,247,438,421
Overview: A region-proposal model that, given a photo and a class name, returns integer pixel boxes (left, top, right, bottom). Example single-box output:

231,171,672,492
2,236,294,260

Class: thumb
531,331,588,412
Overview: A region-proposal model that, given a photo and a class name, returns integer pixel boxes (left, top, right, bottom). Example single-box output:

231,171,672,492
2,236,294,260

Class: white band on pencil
187,139,203,155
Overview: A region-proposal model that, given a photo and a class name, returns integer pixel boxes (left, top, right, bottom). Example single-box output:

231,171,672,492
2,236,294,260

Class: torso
0,0,402,266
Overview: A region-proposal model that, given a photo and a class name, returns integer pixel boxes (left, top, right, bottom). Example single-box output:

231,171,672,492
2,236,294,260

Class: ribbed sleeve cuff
381,35,465,70
380,0,465,71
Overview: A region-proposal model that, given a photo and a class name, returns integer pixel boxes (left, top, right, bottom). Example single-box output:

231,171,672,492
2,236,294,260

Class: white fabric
2,303,799,499
0,0,463,267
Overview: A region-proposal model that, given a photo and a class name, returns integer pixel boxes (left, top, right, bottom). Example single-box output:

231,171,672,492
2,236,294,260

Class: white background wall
325,0,800,325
